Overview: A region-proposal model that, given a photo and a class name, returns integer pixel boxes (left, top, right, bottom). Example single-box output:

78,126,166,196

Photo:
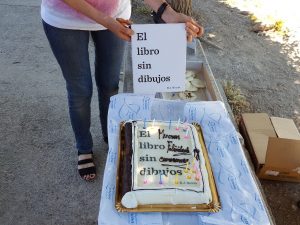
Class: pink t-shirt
41,0,131,30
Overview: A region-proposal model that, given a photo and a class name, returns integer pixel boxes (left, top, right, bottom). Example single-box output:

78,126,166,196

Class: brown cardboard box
240,113,300,182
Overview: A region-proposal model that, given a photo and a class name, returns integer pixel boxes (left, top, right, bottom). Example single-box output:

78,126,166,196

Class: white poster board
131,24,186,94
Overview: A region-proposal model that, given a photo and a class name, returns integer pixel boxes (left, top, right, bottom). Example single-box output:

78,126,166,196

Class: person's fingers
116,20,134,40
185,26,198,38
186,22,199,36
117,18,133,25
185,18,204,37
119,31,131,41
186,22,204,37
187,34,193,42
116,18,133,29
196,25,204,37
189,18,200,27
121,26,134,37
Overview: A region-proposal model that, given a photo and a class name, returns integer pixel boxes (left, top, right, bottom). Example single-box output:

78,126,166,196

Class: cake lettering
158,129,180,140
139,167,182,176
139,130,150,137
159,157,189,164
167,141,190,154
139,141,165,150
139,154,156,162
193,148,200,160
135,121,202,186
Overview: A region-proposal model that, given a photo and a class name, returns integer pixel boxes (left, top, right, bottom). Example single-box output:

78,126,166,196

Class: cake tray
115,122,221,213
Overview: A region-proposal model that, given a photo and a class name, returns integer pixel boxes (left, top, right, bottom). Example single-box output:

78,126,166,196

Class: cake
117,120,218,211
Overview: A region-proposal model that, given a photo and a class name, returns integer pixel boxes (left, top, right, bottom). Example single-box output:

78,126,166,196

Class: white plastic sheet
98,94,271,225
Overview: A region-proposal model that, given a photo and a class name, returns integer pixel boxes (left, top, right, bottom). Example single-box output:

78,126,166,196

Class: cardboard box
240,113,300,182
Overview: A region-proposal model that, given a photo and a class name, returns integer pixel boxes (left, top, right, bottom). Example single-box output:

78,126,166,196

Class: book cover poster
131,24,186,94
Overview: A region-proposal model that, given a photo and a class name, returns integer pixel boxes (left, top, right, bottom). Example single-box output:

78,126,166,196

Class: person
41,0,204,181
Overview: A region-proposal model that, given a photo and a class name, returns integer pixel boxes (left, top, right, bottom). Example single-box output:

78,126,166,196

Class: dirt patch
132,1,300,224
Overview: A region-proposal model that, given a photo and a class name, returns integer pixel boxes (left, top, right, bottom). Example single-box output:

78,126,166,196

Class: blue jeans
43,21,125,153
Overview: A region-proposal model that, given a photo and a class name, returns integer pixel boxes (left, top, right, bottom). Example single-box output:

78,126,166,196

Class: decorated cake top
131,120,206,193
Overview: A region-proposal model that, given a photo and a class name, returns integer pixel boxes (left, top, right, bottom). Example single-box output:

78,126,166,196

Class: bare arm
144,0,204,41
62,0,133,41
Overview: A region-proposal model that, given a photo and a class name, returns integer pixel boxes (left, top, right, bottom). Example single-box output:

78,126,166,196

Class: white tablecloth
98,94,271,225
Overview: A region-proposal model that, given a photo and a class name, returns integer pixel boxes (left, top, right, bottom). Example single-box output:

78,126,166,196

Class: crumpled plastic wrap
98,93,271,225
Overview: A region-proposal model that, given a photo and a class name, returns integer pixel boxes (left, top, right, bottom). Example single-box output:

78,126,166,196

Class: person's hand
180,14,204,42
105,17,134,41
162,7,204,42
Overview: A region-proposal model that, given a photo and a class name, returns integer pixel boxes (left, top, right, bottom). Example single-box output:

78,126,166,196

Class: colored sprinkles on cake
119,120,216,209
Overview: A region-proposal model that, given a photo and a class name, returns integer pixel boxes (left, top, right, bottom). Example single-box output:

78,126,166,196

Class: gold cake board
115,122,221,212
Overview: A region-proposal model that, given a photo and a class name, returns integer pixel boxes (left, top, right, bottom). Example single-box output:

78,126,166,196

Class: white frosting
121,192,138,208
121,120,212,208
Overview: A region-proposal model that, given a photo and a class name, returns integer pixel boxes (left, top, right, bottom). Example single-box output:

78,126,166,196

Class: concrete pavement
0,1,107,224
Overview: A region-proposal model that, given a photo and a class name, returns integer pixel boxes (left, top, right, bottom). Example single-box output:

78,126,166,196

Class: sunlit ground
221,0,300,128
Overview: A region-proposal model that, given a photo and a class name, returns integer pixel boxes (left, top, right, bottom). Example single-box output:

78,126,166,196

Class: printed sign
131,24,186,94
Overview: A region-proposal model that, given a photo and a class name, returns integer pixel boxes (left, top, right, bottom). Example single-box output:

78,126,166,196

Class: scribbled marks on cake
105,184,116,201
193,148,200,160
128,213,137,224
119,99,140,120
142,96,150,110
